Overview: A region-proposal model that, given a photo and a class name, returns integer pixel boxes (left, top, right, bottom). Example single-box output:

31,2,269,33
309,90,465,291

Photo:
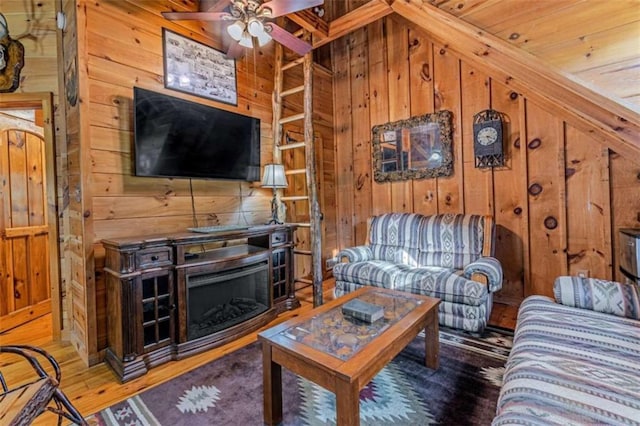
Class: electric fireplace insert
185,259,270,341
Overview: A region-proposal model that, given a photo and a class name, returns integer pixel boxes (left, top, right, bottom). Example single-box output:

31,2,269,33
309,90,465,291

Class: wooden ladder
272,30,323,306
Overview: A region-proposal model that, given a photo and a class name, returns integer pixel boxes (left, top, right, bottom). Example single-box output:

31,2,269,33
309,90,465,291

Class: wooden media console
102,225,299,382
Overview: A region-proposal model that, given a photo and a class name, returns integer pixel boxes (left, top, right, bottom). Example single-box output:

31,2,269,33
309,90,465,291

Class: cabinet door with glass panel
136,269,175,353
271,248,290,306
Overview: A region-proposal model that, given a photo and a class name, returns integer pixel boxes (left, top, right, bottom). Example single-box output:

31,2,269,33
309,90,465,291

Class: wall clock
473,109,505,168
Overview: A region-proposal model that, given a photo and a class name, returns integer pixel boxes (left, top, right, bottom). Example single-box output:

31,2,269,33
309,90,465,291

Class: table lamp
261,164,288,224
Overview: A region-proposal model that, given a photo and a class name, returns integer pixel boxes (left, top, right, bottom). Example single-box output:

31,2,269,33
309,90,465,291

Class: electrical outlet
577,269,589,278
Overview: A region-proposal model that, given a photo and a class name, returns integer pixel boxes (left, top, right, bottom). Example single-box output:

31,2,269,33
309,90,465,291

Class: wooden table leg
335,379,360,426
424,310,439,370
262,343,282,425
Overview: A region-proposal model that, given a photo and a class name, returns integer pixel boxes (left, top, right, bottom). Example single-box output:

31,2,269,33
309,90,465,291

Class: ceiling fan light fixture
238,31,253,48
247,17,264,37
256,30,272,47
227,20,245,41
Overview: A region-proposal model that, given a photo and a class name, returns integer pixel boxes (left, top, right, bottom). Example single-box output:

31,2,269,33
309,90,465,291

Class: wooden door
0,128,51,332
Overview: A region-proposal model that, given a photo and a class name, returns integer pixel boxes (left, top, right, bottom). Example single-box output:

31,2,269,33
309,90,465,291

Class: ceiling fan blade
162,11,230,21
226,41,245,59
266,23,312,56
200,0,232,12
259,0,324,18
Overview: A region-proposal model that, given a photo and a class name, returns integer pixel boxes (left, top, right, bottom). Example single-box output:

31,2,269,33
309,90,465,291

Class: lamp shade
261,164,288,188
227,20,245,41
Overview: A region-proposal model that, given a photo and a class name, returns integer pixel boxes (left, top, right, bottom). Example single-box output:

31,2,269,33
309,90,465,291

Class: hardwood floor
0,279,518,425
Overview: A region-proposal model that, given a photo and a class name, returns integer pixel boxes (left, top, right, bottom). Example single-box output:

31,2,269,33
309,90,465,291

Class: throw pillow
553,276,640,320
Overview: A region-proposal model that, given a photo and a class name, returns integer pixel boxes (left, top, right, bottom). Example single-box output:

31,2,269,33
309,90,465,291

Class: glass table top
280,291,423,361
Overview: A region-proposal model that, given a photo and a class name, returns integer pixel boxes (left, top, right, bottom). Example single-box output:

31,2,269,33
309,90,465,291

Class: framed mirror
372,110,453,182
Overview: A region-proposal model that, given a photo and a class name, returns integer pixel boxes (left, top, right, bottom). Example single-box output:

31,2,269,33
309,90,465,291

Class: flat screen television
133,87,260,181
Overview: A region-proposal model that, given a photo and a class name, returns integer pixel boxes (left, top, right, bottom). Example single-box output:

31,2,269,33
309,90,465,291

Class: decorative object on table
0,13,25,93
372,110,453,182
341,299,385,323
261,163,288,225
473,109,505,168
87,327,511,426
162,28,237,105
162,0,324,58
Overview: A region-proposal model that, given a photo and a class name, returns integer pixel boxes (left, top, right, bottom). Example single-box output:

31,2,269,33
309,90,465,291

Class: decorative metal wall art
473,109,505,168
372,110,453,182
0,13,25,93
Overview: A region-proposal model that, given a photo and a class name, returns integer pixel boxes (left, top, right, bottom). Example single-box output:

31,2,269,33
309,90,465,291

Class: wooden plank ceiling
427,0,640,110
195,0,639,110
317,0,640,110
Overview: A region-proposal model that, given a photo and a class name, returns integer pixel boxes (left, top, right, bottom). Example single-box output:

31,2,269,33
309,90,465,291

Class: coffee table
258,287,440,425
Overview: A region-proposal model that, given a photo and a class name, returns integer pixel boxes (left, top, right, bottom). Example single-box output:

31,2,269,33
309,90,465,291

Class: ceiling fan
162,0,324,58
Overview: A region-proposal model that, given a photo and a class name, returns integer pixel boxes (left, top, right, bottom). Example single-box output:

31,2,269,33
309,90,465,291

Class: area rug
89,327,511,425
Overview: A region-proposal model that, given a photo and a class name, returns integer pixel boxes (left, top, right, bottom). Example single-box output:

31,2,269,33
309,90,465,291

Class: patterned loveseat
333,213,503,332
494,276,640,425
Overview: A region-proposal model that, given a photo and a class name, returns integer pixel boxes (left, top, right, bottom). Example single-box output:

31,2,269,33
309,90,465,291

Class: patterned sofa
333,213,503,332
494,276,640,425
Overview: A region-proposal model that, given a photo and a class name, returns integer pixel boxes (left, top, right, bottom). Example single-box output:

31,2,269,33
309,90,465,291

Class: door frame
0,92,61,339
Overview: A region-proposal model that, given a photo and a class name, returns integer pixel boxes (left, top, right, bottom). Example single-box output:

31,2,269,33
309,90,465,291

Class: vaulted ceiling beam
291,0,393,49
391,0,640,157
288,9,329,37
318,0,393,48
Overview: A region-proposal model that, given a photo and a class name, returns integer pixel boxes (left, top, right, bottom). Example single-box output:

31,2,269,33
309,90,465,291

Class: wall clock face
473,109,505,168
477,126,498,145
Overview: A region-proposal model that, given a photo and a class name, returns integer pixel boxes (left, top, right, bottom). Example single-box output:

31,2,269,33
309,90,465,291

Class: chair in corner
0,345,87,426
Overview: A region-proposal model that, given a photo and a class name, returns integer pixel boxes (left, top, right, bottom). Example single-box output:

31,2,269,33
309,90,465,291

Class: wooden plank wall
2,1,69,336
59,0,336,362
62,0,301,362
1,1,59,93
333,16,640,301
62,0,93,363
5,0,334,363
435,0,640,108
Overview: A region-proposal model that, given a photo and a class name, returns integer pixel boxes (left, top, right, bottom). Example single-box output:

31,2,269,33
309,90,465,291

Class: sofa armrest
336,246,373,263
463,257,503,292
553,276,640,319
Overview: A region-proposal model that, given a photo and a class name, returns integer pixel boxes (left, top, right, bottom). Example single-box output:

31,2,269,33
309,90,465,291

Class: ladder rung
281,57,304,71
281,195,309,201
293,29,304,38
278,141,306,150
291,222,311,228
279,113,305,124
294,249,312,256
280,85,304,98
285,169,306,175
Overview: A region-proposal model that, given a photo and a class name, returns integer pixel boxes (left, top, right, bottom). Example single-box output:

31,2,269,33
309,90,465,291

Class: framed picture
372,110,453,182
162,28,237,105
